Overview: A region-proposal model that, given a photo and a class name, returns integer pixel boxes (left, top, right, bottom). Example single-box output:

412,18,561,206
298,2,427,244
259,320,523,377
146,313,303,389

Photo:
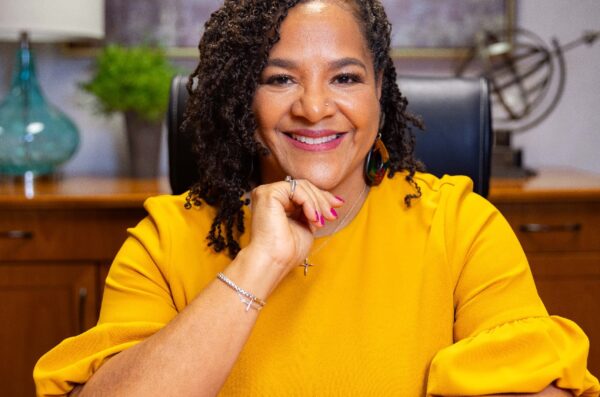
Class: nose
291,84,335,123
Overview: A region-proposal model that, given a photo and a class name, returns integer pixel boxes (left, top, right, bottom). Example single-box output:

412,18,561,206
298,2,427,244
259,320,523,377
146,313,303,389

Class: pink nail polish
331,208,338,218
320,214,325,226
335,195,345,203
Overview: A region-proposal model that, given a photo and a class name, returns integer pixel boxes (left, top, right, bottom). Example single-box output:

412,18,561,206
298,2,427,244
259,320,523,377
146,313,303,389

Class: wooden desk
0,170,598,394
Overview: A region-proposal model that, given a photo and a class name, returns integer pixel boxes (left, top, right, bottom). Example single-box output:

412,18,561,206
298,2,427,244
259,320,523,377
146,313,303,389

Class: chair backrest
401,76,492,196
168,75,492,197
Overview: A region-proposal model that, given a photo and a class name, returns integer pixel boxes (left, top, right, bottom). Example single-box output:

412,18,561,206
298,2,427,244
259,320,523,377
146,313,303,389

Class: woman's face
253,0,382,191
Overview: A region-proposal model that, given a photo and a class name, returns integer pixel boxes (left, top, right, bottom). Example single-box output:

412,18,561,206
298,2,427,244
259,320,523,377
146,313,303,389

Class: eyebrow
266,57,368,73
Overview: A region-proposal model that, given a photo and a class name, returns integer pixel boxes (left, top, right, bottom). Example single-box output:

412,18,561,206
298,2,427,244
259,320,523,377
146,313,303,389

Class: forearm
78,247,283,397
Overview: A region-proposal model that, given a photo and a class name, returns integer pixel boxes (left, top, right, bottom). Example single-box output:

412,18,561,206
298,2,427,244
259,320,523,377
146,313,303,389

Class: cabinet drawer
496,202,600,252
0,209,146,261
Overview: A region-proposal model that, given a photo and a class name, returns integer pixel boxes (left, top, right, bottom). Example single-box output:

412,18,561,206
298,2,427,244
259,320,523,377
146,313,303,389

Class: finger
323,190,346,220
327,191,347,207
300,181,335,223
302,181,345,223
294,180,325,226
279,180,323,227
298,180,325,228
307,221,319,235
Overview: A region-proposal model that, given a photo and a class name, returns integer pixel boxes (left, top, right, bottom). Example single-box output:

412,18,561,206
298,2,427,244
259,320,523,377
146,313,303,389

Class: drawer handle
0,230,34,239
519,223,582,233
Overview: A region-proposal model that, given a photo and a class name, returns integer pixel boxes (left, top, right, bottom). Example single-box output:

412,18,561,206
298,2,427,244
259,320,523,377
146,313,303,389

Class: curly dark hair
182,0,423,258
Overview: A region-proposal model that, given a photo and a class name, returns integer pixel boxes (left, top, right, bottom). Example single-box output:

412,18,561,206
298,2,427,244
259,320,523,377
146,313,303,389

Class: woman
35,1,599,396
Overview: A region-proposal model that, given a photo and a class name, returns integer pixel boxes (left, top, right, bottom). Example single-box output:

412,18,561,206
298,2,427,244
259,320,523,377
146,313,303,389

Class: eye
333,73,363,85
263,74,295,86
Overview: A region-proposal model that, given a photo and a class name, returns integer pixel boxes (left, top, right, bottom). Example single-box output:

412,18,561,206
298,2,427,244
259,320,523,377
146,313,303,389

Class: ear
376,70,384,101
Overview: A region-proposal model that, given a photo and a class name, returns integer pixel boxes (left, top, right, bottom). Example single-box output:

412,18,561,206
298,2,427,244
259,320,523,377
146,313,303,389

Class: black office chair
401,76,492,196
168,75,492,197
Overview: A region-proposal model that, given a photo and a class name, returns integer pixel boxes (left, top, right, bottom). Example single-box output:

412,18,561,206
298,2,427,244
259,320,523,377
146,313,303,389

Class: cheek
252,91,271,145
338,91,381,132
252,93,286,158
252,90,288,135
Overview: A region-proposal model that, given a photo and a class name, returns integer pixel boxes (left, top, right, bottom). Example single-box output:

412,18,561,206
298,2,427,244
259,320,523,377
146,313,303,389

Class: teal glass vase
0,37,79,176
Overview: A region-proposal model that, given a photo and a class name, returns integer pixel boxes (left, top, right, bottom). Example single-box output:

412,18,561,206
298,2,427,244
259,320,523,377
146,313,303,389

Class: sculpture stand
491,130,536,178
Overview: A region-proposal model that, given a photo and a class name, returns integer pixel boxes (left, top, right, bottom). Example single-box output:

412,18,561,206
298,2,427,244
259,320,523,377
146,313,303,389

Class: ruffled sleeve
34,197,179,396
33,322,165,396
427,316,600,396
427,176,600,396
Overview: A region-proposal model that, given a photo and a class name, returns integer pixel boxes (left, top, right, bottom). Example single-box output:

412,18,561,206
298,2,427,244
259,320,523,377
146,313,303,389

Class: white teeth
291,134,338,145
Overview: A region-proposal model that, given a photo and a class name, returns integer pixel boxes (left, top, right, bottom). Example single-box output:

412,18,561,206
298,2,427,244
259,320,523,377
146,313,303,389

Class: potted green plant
82,44,179,177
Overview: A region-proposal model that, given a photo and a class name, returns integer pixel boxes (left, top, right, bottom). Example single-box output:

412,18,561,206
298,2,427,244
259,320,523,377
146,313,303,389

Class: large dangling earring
364,112,390,186
364,133,390,186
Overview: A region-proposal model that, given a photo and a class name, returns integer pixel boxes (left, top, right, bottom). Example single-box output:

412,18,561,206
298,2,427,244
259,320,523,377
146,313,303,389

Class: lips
282,129,346,151
288,133,340,145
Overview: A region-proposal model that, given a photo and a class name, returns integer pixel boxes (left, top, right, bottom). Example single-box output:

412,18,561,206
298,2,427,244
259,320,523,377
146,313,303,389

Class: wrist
224,246,286,300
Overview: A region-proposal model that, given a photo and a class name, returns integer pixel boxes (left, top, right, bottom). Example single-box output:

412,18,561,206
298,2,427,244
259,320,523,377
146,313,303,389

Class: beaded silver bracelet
216,272,266,312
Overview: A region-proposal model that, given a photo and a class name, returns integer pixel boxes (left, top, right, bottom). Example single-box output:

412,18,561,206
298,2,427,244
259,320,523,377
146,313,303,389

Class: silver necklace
300,183,369,276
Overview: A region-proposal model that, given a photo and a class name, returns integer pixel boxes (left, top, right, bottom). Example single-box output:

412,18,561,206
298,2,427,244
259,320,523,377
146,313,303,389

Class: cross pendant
301,258,314,276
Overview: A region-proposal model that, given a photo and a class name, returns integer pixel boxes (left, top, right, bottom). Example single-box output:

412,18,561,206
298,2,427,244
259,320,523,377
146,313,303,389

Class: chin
291,165,344,190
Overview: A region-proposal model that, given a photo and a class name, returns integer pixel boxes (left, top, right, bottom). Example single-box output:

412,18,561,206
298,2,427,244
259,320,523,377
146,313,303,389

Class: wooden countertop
489,167,600,203
0,175,171,209
1,167,600,209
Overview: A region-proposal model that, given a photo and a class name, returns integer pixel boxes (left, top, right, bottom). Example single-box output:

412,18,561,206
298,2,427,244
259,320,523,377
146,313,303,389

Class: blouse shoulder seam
413,173,464,195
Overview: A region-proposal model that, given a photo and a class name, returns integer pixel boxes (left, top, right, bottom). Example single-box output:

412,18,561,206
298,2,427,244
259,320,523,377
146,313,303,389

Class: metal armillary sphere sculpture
456,28,599,177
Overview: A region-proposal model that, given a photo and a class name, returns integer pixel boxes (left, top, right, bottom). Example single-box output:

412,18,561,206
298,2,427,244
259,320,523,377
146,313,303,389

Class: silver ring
284,175,297,200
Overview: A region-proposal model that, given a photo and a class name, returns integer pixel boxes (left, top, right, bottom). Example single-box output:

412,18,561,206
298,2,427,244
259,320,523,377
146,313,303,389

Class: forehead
269,0,371,63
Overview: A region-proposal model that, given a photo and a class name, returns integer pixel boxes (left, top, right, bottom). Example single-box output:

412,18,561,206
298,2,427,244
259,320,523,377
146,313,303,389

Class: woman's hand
246,178,344,277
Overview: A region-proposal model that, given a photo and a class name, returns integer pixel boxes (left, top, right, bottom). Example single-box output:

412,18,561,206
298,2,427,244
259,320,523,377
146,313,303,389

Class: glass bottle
0,32,79,176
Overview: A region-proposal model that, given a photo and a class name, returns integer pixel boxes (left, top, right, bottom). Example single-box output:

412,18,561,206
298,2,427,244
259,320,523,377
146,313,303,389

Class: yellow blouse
34,173,600,396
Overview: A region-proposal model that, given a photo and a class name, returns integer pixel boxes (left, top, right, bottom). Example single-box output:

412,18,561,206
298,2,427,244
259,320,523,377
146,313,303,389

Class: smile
289,133,341,145
282,130,346,152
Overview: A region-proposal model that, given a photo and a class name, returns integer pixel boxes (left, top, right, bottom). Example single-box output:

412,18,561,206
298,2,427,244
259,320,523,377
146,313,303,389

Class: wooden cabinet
0,176,169,396
490,168,600,376
0,263,97,397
